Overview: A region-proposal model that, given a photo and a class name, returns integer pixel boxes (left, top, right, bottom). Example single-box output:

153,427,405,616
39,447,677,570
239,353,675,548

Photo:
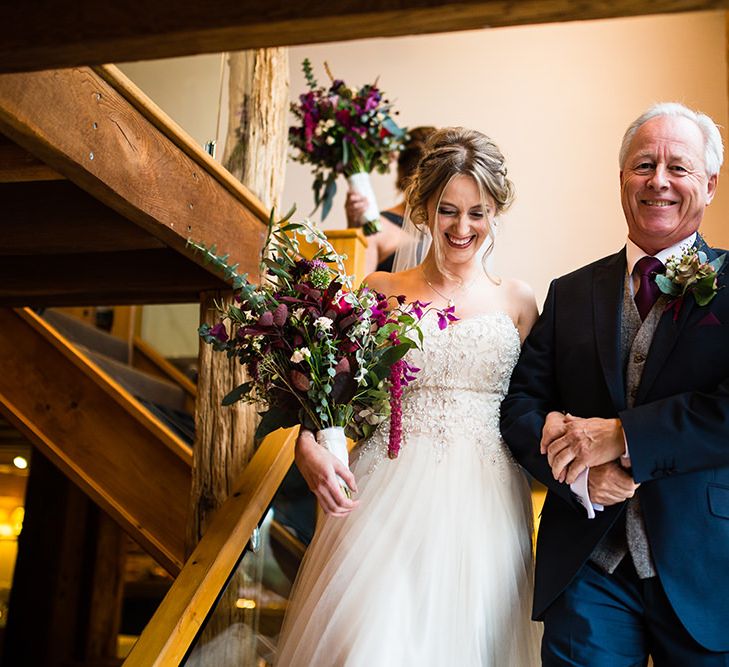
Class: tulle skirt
276,430,542,666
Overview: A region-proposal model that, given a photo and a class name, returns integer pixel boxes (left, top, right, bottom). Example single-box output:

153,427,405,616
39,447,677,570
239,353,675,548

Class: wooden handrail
93,64,269,225
132,335,197,413
123,426,297,666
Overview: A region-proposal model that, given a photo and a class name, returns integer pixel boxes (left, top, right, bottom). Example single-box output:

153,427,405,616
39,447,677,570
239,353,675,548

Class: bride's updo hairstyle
404,127,514,282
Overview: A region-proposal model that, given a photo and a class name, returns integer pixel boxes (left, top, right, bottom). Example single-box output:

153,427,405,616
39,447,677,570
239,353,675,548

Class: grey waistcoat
590,274,664,579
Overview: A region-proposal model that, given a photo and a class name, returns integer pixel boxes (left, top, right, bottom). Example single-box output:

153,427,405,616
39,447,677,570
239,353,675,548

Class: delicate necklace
421,267,479,308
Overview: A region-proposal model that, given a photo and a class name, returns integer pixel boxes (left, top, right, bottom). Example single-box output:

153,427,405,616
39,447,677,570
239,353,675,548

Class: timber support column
186,47,289,661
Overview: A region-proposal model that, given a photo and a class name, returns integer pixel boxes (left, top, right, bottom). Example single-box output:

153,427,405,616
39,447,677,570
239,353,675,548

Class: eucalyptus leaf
710,253,727,272
655,274,680,296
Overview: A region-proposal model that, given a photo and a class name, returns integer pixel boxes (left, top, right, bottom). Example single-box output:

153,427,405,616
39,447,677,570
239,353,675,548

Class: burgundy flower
334,357,351,375
290,370,311,392
273,303,289,327
210,322,229,342
388,359,405,459
333,296,354,317
335,109,351,127
339,339,360,354
257,311,274,327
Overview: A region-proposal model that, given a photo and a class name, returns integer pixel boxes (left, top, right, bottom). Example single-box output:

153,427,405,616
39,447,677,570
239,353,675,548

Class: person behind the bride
345,125,436,274
275,127,542,666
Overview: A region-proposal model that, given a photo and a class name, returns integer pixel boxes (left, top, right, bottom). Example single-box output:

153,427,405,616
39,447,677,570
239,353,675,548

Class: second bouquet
289,59,407,235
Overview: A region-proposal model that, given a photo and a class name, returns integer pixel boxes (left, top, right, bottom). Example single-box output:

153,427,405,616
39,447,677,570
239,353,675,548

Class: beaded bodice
358,310,521,469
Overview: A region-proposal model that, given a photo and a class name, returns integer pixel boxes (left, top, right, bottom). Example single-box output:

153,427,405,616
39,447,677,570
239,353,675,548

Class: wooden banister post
186,47,289,663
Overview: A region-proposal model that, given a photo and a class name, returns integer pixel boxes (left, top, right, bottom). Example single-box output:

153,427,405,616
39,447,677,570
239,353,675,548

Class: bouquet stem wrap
347,172,381,236
316,426,351,496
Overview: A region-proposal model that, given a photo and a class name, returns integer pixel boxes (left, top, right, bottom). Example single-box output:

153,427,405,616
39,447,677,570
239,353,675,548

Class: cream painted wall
118,10,728,354
119,55,227,356
285,11,729,306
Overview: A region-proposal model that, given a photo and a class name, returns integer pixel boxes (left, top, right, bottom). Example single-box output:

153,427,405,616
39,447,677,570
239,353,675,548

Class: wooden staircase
0,308,192,574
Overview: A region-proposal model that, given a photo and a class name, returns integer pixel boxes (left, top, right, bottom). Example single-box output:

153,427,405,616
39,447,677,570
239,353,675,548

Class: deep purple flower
339,339,360,354
335,109,351,127
334,357,351,375
402,361,420,386
409,300,431,319
295,258,313,274
210,322,229,342
273,303,289,327
370,304,388,327
257,311,274,328
436,305,459,330
290,370,311,392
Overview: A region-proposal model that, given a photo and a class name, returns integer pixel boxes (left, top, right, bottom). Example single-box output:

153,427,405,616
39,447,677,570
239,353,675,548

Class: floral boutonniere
655,247,726,319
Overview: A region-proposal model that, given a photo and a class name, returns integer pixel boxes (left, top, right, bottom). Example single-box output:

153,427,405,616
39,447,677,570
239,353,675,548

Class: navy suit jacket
501,235,729,651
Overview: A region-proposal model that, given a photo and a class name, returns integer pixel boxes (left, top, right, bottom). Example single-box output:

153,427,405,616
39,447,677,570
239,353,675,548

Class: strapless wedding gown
276,311,541,666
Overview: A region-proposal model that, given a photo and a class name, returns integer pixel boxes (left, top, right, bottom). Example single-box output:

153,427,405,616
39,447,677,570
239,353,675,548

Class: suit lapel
594,249,627,412
636,235,721,403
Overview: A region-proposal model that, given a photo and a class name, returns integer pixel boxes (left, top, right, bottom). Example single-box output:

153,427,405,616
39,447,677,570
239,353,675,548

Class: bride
276,127,542,666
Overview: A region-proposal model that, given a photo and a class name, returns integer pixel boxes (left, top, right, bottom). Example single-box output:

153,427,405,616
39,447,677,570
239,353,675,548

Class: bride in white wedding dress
276,128,542,666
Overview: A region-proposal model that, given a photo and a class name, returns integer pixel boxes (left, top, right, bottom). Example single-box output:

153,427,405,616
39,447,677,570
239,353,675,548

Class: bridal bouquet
192,210,427,489
288,59,407,235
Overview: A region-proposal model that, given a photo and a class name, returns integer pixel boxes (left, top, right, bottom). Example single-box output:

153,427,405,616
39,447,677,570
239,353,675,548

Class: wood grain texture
0,308,192,573
0,181,165,255
0,66,267,280
0,1,725,71
0,248,227,306
0,136,63,182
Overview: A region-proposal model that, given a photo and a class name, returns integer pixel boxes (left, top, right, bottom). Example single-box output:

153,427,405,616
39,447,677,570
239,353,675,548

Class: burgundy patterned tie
634,256,665,321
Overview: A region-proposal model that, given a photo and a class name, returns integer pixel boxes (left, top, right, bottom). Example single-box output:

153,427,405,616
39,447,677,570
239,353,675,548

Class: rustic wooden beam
0,65,267,281
0,134,63,182
0,1,726,72
124,427,297,667
0,308,192,574
0,181,165,255
0,248,228,307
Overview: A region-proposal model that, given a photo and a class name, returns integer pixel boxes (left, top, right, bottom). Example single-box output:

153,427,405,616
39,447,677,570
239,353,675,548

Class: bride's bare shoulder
362,268,419,295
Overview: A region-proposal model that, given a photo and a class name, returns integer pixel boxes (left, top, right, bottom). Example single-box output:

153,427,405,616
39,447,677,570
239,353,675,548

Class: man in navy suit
501,102,729,665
